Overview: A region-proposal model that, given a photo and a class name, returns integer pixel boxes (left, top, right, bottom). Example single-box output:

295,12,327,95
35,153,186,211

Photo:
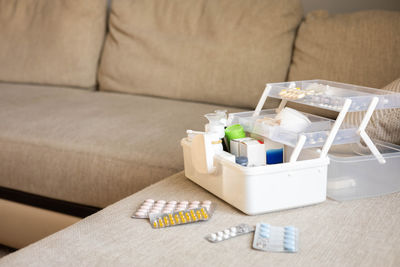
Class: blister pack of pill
252,223,299,253
149,205,215,229
205,224,255,243
132,199,213,219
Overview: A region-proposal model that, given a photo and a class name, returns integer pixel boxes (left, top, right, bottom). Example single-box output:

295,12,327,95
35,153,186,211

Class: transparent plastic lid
329,141,400,162
267,80,400,112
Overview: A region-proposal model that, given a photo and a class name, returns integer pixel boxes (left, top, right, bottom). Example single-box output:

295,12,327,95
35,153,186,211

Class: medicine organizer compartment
182,80,400,214
230,109,359,148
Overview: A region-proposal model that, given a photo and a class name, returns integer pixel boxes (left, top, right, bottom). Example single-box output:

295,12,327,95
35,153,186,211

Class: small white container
275,107,311,133
327,141,400,201
182,138,329,215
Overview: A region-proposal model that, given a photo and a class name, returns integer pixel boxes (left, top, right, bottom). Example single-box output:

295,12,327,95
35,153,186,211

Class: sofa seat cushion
98,0,302,108
2,172,400,266
288,10,400,88
0,83,241,207
0,0,107,88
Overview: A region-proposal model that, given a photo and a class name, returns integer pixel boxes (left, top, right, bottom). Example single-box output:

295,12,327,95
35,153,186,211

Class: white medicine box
231,138,266,166
182,80,400,215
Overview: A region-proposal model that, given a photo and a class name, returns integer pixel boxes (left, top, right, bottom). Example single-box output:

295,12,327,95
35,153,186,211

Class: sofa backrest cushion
0,0,107,89
98,0,302,108
288,10,400,88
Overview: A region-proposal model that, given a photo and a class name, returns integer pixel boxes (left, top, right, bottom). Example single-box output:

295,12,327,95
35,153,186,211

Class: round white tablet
150,208,161,213
138,208,148,213
210,233,217,241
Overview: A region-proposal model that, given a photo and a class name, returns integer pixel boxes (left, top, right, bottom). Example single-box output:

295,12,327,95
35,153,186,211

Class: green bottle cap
225,124,246,146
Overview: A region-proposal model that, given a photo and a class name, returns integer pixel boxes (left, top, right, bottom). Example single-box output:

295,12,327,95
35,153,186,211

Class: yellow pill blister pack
149,205,215,229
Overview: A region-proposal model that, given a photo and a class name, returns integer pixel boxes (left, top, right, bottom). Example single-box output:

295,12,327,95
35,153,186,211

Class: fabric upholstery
98,0,303,108
344,78,400,145
288,10,400,88
0,83,241,207
1,171,400,266
0,0,107,88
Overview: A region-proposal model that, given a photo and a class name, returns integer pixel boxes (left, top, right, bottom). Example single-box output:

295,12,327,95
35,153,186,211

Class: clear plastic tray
327,141,400,201
228,109,359,148
267,80,400,112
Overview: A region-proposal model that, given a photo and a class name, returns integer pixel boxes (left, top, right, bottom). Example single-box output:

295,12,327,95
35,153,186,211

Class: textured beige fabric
0,0,107,88
2,171,400,266
288,10,400,88
99,0,302,108
344,78,400,145
0,83,241,207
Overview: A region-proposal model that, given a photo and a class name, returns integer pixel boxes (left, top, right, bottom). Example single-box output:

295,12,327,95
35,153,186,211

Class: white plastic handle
359,130,386,164
355,96,385,164
320,98,352,158
358,97,379,132
289,135,307,162
253,84,271,117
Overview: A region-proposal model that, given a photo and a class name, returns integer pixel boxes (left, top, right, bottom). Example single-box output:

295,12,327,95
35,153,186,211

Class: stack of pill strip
149,205,215,229
206,224,255,243
279,88,306,100
252,223,299,253
132,199,213,219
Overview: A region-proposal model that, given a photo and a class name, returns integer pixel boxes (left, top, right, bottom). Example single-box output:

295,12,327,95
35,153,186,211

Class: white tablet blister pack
132,199,213,219
252,223,299,253
205,224,255,243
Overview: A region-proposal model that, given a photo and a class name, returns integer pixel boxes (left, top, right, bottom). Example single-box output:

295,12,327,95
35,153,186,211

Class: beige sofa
0,0,399,248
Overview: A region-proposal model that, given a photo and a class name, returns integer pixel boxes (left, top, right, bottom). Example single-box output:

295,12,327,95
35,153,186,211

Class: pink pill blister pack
132,199,213,219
